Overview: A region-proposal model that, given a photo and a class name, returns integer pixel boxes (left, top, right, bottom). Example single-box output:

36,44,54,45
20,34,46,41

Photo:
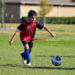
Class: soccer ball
52,56,62,66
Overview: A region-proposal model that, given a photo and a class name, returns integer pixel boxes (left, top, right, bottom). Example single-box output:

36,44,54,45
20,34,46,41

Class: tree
72,0,75,2
39,0,52,24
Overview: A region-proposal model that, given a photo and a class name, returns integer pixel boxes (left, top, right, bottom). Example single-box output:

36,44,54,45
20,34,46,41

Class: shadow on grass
36,55,75,58
0,64,75,70
28,66,75,70
0,64,22,68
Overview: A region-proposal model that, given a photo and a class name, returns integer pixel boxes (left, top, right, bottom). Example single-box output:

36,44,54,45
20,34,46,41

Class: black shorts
22,41,33,48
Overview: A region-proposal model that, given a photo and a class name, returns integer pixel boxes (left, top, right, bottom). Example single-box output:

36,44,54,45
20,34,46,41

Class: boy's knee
24,44,29,49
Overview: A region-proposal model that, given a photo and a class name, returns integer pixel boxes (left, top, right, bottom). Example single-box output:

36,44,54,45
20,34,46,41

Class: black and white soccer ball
52,56,62,66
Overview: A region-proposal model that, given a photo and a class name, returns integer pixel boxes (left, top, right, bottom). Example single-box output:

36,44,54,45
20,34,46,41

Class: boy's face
28,15,36,23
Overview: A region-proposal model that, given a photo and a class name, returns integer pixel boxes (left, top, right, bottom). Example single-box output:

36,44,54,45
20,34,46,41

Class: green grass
0,23,19,28
0,24,75,75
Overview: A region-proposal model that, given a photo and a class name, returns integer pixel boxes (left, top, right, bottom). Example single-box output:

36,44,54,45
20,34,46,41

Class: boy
10,10,56,67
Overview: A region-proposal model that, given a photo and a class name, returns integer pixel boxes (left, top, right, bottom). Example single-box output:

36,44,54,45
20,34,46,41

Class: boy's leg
24,44,31,64
21,48,27,64
21,41,31,66
28,42,33,54
21,41,34,66
21,41,28,62
24,44,31,66
29,48,32,54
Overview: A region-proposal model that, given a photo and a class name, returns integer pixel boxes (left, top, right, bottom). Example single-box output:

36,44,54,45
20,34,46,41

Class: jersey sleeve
17,22,24,31
36,21,44,29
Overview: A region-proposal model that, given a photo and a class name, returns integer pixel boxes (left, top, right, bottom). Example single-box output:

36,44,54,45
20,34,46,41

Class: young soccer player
10,10,56,67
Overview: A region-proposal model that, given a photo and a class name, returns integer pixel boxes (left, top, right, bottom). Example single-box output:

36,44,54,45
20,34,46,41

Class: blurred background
0,0,75,29
0,1,75,75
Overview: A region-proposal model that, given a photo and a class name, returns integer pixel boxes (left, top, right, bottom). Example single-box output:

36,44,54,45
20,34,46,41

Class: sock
25,49,31,63
21,51,26,60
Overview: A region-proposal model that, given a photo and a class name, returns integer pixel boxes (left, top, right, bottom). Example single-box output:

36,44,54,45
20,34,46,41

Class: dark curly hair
28,10,37,17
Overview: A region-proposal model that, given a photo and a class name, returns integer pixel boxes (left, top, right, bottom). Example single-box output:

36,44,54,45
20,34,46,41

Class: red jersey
17,19,44,42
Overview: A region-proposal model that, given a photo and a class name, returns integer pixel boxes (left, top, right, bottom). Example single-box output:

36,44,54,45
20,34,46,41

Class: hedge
21,17,75,24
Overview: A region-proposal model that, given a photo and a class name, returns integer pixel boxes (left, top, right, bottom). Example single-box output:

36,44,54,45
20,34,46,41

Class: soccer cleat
25,62,31,67
20,53,27,64
22,58,27,64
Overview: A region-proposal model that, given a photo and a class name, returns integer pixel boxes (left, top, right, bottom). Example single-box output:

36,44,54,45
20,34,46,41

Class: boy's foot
20,53,26,64
25,62,31,67
22,58,26,64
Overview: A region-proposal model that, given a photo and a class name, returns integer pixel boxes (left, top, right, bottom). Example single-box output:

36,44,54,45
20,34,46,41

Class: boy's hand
10,40,13,46
50,32,56,37
44,25,56,38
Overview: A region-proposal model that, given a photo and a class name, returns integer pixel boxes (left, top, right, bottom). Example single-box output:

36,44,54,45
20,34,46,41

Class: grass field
0,24,75,75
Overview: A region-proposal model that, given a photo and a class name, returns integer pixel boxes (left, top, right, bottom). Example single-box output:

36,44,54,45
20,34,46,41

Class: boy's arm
36,21,56,37
44,25,56,37
10,23,24,45
10,30,20,45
